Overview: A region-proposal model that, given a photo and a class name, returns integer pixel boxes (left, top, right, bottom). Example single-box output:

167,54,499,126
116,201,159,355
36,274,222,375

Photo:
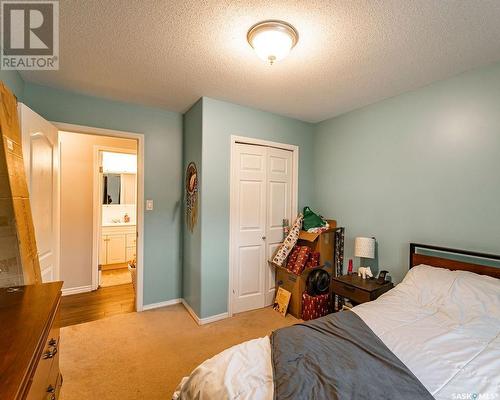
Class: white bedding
173,265,500,400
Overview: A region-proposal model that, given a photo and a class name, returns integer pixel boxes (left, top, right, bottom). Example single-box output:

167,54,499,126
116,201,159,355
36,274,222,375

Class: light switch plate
146,200,154,211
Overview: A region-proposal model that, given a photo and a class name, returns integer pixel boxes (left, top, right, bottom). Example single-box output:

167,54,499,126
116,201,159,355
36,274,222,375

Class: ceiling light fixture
247,20,299,65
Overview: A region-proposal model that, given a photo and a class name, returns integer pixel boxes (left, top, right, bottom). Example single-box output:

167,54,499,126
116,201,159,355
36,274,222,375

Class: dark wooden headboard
410,243,500,279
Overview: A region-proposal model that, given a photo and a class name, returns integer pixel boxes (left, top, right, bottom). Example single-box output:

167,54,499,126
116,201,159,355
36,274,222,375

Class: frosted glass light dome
247,20,299,65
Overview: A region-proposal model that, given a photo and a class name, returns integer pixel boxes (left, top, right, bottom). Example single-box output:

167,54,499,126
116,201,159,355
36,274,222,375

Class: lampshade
354,237,375,259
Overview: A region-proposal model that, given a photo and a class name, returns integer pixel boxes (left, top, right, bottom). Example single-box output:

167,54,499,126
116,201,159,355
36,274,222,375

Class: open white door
18,104,59,283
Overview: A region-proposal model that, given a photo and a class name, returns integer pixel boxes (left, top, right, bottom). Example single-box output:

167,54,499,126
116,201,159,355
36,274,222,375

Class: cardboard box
0,82,41,286
276,263,333,319
274,219,337,319
297,219,337,269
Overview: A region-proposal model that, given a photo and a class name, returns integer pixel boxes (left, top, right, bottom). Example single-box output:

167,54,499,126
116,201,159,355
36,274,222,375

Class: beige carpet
59,304,298,399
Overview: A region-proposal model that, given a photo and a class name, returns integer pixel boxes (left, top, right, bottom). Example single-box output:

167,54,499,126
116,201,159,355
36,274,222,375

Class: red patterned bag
288,246,311,275
301,292,331,321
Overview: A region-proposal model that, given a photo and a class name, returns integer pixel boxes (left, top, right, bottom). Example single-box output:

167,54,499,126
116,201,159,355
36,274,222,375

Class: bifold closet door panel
265,147,293,306
233,143,267,313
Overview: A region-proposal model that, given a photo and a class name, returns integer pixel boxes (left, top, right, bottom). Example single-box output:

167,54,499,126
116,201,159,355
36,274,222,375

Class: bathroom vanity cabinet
99,225,136,266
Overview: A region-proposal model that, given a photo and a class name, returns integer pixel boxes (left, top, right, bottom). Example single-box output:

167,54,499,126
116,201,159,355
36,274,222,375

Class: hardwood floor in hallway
60,284,135,327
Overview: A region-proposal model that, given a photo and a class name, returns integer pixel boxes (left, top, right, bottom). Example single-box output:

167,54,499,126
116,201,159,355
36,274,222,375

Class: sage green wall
0,70,24,99
313,63,500,283
182,99,203,315
23,83,183,306
199,97,315,318
6,61,500,319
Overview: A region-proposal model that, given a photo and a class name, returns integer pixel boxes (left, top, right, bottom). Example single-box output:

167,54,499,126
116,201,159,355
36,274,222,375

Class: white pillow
446,269,500,320
400,264,500,320
398,264,457,306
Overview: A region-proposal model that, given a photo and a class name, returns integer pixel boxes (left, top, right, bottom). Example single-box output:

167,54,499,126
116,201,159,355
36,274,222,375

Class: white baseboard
181,299,229,325
142,298,182,311
62,285,92,296
200,311,229,325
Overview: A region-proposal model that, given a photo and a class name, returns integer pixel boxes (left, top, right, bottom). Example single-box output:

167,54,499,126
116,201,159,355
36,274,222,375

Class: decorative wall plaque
185,162,198,233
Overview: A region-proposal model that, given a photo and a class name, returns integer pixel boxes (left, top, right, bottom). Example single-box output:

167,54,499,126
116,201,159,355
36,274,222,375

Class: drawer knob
42,347,58,359
48,338,57,346
47,385,55,393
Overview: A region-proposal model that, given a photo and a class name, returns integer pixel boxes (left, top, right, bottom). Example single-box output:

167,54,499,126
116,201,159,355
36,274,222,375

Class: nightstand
331,274,393,307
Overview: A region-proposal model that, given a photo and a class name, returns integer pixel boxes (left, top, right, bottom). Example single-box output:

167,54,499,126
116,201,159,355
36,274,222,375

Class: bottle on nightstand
348,259,353,274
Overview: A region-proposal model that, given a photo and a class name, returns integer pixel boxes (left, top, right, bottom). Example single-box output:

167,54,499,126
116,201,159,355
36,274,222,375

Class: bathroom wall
59,131,137,289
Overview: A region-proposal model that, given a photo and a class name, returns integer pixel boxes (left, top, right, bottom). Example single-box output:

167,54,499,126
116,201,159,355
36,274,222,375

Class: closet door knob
261,236,266,240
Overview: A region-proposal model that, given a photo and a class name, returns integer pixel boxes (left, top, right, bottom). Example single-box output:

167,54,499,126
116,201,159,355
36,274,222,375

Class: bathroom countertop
102,222,136,227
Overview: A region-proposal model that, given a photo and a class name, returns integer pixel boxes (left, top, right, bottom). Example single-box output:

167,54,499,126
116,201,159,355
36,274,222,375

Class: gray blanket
270,311,434,400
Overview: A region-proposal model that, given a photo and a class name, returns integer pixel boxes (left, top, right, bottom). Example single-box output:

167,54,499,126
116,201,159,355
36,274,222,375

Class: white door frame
92,145,137,291
54,122,145,312
228,135,299,317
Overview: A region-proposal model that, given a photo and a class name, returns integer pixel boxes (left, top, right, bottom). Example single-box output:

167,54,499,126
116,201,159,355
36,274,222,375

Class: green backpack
302,207,326,231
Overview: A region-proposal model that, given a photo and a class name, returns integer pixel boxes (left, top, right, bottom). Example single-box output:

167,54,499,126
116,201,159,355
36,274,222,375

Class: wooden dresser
0,282,63,400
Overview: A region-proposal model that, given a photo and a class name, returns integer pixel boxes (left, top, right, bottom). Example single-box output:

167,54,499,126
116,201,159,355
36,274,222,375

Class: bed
173,243,500,400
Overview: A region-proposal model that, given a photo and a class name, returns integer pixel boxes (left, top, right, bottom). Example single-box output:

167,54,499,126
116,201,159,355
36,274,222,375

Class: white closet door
232,143,293,314
265,147,292,306
19,104,59,283
233,144,267,313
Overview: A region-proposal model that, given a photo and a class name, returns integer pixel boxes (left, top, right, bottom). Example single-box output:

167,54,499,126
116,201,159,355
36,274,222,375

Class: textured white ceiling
20,0,500,122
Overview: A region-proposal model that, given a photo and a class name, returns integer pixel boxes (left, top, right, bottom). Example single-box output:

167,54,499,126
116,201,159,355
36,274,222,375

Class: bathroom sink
102,221,136,227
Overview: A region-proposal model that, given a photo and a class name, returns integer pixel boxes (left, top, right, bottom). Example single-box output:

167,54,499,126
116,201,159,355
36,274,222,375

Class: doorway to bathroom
95,148,138,290
56,129,140,308
57,128,142,326
18,105,145,326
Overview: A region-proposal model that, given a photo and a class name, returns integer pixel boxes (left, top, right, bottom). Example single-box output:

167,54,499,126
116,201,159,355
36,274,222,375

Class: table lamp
354,237,375,269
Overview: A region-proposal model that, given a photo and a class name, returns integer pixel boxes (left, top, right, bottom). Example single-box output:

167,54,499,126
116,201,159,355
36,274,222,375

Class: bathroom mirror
103,173,121,204
102,173,136,205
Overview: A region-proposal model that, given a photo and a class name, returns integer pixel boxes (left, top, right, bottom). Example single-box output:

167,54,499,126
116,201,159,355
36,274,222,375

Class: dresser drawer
331,280,372,304
46,351,62,400
0,282,63,400
27,323,61,399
